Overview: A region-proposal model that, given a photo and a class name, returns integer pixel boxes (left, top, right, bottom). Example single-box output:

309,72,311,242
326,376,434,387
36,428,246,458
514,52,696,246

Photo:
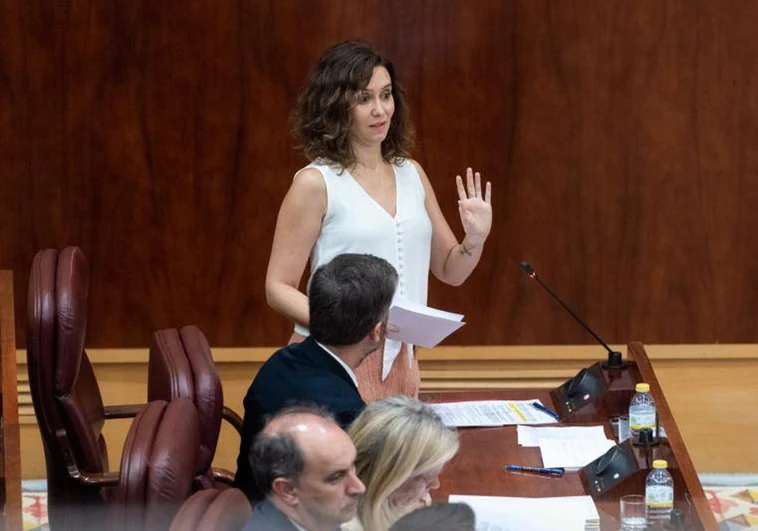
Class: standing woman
265,41,492,402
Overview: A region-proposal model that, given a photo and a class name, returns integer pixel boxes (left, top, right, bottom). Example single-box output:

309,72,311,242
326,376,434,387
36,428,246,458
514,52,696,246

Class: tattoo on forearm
459,242,473,256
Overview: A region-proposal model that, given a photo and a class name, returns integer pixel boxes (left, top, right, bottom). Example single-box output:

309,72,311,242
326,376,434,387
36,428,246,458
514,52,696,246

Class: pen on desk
531,401,560,420
505,465,565,477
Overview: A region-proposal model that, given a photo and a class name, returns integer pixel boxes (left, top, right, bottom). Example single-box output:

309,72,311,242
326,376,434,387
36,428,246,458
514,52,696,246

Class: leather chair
109,398,200,531
26,247,199,530
169,488,252,531
147,325,243,487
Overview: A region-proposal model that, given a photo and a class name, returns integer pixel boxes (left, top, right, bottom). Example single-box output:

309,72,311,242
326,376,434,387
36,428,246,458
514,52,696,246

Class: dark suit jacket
242,500,300,531
234,337,366,500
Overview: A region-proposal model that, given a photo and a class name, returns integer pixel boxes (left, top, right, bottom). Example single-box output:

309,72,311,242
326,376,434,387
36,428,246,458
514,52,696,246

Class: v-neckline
345,165,399,220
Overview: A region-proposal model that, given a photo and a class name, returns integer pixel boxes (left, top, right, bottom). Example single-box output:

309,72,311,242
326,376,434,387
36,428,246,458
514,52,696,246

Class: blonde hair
348,396,459,531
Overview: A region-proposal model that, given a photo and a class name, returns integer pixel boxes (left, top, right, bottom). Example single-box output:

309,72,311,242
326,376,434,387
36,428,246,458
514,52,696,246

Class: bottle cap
653,459,668,469
635,383,650,393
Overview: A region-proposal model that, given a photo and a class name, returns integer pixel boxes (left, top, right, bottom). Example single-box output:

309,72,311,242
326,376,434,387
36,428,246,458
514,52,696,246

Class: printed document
429,400,558,427
449,494,599,531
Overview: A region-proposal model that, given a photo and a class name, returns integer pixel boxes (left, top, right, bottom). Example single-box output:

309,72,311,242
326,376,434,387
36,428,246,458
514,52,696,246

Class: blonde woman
343,395,460,531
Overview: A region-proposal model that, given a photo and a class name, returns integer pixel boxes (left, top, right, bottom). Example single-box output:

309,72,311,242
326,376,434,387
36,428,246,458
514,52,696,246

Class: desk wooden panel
0,271,22,531
422,344,719,530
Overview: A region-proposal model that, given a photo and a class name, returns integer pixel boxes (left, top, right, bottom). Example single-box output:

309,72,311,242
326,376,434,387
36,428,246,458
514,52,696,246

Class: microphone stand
520,261,627,370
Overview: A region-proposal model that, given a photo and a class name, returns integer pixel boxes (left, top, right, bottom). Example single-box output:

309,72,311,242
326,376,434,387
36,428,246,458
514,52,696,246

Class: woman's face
389,463,444,509
348,66,395,147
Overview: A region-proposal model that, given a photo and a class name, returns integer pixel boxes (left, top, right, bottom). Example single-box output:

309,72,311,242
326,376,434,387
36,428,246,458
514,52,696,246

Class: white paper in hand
386,298,465,348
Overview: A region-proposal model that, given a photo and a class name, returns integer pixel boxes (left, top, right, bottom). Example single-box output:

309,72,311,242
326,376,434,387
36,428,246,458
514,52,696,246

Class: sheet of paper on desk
386,298,465,348
429,400,558,427
517,425,608,447
449,494,599,531
538,438,616,469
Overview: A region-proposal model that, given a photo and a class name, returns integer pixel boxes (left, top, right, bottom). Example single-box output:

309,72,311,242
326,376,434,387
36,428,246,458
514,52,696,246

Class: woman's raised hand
456,167,492,246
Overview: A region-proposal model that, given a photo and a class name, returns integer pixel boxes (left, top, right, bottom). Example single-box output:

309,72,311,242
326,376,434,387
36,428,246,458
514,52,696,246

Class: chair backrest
110,398,200,531
169,488,252,531
148,325,223,475
26,247,109,526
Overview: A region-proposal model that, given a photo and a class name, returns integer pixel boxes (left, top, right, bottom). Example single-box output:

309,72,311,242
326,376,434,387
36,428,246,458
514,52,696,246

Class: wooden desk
0,271,22,531
423,343,719,531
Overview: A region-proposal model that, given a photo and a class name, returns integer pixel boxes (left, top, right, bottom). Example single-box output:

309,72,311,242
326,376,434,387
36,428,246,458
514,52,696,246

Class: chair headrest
148,328,195,403
180,325,223,470
55,246,90,396
148,325,223,473
170,488,252,531
27,248,61,431
112,398,200,530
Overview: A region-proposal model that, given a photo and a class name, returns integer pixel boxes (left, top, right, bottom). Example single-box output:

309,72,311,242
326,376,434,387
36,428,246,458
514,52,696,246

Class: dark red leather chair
26,247,200,530
169,488,252,531
109,398,200,531
148,325,243,487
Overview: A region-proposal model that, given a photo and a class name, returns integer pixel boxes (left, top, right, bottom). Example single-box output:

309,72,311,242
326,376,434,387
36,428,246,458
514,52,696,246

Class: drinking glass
620,494,647,530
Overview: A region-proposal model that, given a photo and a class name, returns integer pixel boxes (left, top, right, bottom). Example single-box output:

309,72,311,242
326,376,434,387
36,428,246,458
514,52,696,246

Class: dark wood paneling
1,1,758,347
0,272,22,530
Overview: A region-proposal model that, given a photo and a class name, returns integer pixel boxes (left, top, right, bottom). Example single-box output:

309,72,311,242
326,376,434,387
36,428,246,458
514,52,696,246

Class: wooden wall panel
2,1,758,347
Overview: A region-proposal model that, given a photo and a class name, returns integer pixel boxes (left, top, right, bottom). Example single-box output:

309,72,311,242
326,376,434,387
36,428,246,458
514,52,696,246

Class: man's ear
271,477,299,506
369,321,383,343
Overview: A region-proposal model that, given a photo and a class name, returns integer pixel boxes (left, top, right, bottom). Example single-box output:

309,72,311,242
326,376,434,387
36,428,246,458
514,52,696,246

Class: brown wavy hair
292,41,414,168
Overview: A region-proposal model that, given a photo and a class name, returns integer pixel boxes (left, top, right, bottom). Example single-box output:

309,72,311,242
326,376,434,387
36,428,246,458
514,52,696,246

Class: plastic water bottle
646,459,674,523
629,383,656,441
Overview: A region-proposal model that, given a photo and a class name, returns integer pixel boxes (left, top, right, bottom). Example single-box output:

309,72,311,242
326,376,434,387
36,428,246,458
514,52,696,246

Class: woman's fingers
456,174,467,202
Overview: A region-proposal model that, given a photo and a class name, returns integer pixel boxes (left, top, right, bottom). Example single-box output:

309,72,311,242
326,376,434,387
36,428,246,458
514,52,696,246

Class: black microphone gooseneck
520,261,627,370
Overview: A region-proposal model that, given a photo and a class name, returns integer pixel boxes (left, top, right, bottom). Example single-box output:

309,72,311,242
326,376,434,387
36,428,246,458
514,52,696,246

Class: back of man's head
389,503,476,531
308,253,398,346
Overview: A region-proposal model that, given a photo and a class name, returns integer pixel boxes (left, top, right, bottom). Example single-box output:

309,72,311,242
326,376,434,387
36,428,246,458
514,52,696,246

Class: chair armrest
221,406,243,435
211,466,236,486
103,404,146,420
55,428,120,487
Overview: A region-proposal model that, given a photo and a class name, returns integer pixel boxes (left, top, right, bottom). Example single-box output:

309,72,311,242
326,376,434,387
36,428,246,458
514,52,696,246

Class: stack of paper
386,298,465,348
449,494,600,531
516,425,615,469
516,425,607,447
538,439,616,469
428,400,559,428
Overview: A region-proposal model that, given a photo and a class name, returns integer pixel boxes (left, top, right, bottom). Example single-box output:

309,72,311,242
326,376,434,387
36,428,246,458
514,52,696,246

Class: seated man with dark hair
243,406,366,531
235,253,398,499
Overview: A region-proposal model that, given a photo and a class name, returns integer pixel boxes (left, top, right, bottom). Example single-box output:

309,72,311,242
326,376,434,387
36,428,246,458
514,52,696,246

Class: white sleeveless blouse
294,159,432,379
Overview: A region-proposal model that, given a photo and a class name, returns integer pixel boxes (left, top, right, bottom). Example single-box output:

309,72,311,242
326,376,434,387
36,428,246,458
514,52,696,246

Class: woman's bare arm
265,168,327,327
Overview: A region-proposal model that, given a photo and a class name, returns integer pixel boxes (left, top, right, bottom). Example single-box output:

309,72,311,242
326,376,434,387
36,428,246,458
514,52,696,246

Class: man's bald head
250,405,365,529
263,410,338,439
250,406,340,496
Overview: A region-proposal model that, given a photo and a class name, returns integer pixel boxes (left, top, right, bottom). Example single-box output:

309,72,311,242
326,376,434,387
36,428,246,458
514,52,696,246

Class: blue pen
505,465,565,476
532,401,560,420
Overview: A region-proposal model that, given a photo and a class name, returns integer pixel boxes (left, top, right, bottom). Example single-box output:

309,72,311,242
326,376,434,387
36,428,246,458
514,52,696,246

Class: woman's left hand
456,168,492,245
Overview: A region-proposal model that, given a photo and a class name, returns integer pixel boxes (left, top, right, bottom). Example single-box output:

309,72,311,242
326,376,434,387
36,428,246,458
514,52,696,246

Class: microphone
520,261,626,370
